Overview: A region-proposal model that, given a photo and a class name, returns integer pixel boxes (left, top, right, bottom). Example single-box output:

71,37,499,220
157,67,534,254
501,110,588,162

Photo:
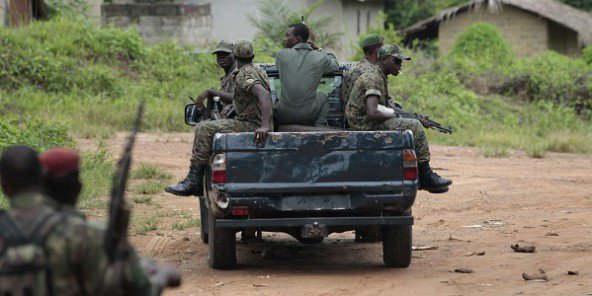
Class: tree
248,0,342,58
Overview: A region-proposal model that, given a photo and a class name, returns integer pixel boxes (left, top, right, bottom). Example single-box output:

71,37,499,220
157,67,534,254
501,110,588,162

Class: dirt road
83,133,592,296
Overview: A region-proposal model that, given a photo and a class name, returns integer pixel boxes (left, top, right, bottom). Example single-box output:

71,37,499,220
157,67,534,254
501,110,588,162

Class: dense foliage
0,17,219,137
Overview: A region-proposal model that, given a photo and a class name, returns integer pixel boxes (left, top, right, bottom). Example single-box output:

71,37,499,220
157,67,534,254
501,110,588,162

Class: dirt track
83,133,592,296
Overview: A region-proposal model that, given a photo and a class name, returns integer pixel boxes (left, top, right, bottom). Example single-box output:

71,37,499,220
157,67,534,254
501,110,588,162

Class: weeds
132,195,153,205
135,217,160,235
132,163,172,180
172,218,200,231
133,181,164,195
481,147,509,158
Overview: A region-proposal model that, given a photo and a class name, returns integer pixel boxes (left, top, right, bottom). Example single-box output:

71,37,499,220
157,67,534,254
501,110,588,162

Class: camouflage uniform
345,67,431,163
0,193,157,295
340,58,378,107
190,62,271,166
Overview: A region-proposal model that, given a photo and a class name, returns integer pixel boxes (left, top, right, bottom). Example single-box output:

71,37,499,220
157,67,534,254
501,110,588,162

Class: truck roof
256,63,353,77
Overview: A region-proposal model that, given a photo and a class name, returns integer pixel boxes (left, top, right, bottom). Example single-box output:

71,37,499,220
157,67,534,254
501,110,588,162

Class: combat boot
418,162,452,194
165,165,205,196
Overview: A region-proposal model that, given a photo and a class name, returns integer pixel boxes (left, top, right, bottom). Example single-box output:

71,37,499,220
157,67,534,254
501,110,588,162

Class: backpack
0,210,64,296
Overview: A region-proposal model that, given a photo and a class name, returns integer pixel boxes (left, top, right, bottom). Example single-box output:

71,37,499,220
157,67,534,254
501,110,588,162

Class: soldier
196,40,237,118
0,145,179,295
165,41,237,196
275,23,340,126
166,40,273,196
340,34,384,107
345,45,452,193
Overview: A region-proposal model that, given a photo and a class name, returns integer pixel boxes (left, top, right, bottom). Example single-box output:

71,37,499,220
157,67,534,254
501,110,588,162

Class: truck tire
207,207,237,269
382,224,412,268
199,198,209,244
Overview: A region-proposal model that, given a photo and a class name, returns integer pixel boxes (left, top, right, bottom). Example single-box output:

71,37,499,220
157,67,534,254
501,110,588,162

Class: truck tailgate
212,130,415,194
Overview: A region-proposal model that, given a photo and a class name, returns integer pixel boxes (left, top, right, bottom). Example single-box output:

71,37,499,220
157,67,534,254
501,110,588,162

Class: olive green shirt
345,66,389,130
275,43,339,122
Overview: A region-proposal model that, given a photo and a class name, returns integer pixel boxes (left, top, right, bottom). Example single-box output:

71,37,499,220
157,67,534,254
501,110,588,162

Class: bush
512,51,592,114
583,46,592,65
351,12,401,60
448,22,515,75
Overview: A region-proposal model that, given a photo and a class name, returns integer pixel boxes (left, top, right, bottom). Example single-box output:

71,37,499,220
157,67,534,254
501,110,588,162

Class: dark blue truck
184,64,418,269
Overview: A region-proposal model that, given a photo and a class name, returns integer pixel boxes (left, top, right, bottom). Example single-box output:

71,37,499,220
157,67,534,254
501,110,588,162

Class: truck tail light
211,153,227,183
231,206,249,216
403,149,418,181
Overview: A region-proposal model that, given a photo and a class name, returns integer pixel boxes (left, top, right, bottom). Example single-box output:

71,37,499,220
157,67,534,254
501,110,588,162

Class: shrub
583,46,592,65
512,51,592,114
351,12,401,61
448,22,515,75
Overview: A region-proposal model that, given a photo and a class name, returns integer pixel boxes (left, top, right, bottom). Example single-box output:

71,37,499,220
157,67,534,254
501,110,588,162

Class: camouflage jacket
220,65,237,98
233,63,271,126
340,58,378,107
345,66,389,130
0,193,156,296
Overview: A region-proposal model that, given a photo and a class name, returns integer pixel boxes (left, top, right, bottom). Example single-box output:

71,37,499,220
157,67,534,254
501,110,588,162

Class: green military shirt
341,58,378,106
275,43,339,115
233,63,271,126
220,65,236,95
345,67,389,130
0,193,156,295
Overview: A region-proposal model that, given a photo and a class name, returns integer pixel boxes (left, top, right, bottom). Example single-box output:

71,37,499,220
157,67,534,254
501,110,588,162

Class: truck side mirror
185,103,202,126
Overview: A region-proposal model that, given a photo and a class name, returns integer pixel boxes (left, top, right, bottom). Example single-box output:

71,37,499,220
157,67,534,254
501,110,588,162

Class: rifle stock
106,101,145,262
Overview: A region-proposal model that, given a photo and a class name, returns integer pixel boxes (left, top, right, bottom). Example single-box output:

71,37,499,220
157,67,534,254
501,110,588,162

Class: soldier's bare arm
366,95,396,121
251,84,273,145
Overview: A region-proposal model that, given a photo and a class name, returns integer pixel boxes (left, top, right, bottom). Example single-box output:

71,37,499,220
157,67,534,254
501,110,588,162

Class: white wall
178,0,383,59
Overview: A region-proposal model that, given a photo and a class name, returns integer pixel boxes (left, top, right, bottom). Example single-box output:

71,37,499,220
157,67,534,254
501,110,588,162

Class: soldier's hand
196,88,213,107
254,126,270,146
420,116,431,129
220,104,234,118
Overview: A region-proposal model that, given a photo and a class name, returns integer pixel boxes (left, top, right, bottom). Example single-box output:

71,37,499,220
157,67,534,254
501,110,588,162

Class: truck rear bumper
225,192,416,212
216,216,413,228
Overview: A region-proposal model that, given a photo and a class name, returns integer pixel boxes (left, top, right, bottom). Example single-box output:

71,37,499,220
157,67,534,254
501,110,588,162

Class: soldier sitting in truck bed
345,44,452,193
274,23,340,127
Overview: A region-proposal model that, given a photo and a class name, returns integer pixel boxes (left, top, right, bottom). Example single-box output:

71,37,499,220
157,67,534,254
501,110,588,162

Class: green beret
359,34,384,49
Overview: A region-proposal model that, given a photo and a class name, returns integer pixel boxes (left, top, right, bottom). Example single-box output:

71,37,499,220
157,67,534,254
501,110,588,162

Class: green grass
134,217,160,235
481,147,509,158
133,181,164,195
132,163,172,180
132,195,153,205
172,218,200,231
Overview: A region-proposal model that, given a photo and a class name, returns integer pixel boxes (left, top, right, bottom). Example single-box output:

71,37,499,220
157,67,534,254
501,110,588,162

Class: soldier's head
377,44,411,76
284,23,309,48
233,40,255,68
0,145,42,198
212,40,235,70
39,148,82,206
359,34,384,63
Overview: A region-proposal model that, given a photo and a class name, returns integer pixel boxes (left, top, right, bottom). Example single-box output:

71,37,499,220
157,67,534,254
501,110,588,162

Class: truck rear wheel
382,224,412,268
207,209,237,269
199,198,209,244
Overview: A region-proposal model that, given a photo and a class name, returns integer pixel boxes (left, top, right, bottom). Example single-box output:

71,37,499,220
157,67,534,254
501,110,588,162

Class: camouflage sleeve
236,69,262,94
360,73,385,101
73,222,156,295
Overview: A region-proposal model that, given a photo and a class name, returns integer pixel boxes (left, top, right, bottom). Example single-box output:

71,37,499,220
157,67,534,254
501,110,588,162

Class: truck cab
184,64,418,269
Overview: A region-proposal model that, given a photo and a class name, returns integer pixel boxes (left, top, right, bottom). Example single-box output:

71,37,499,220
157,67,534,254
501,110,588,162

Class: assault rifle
387,101,453,134
105,101,144,281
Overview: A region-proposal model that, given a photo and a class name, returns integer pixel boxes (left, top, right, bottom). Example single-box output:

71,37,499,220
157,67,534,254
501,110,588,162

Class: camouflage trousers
190,119,259,166
378,117,431,163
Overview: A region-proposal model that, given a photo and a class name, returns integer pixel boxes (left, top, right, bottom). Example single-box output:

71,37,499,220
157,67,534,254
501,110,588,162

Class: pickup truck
184,64,418,269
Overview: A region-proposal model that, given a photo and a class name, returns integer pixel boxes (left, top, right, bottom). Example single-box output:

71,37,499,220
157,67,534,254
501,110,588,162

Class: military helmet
378,44,411,61
359,33,384,49
233,40,254,60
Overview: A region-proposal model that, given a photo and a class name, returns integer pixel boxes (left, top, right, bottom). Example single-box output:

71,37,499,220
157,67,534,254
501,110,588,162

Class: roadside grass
172,218,200,231
132,195,153,205
480,147,509,158
132,163,172,180
134,216,161,236
133,181,164,195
